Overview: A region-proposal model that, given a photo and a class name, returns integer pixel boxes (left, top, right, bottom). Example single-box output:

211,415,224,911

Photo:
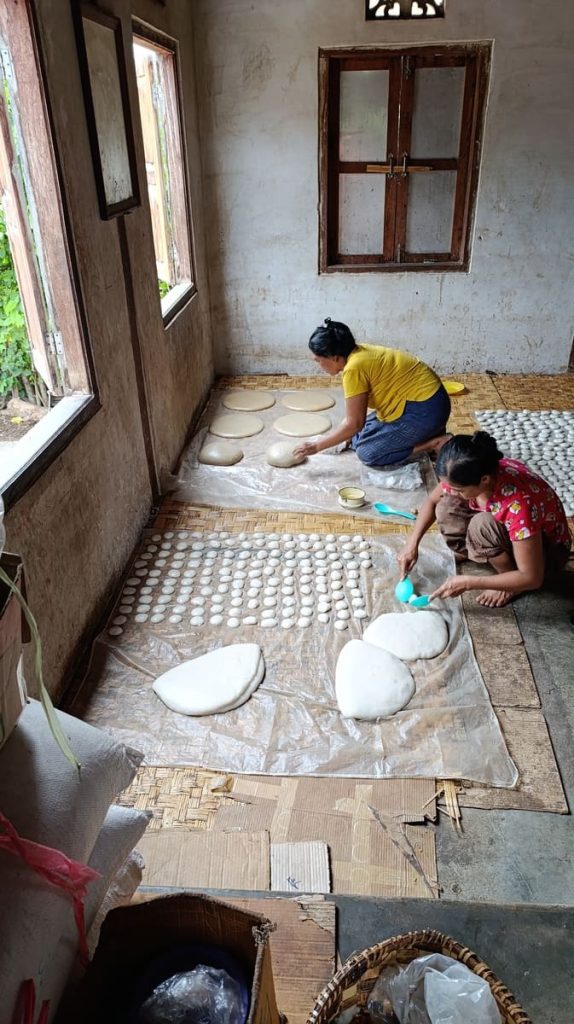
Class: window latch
365,155,399,178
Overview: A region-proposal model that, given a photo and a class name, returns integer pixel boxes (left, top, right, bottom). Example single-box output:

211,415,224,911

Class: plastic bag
367,953,502,1024
136,964,247,1024
364,461,423,492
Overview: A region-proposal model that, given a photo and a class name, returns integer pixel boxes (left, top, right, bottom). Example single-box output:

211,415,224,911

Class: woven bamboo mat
490,373,574,411
446,373,502,434
117,765,226,831
214,374,338,391
154,497,413,537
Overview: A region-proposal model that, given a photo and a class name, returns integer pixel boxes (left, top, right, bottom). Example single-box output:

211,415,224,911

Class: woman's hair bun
436,429,503,485
308,319,356,359
472,430,503,460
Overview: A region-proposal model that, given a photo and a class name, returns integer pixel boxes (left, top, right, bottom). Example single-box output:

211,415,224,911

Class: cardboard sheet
213,776,438,898
138,828,270,889
270,841,331,893
232,897,336,1024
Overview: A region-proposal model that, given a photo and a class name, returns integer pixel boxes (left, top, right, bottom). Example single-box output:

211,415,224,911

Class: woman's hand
397,543,419,577
293,441,319,458
430,575,471,600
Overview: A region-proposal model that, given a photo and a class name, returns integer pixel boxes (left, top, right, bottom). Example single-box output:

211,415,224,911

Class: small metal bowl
338,485,366,509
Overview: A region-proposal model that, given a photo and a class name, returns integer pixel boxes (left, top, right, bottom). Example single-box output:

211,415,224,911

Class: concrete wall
193,0,574,376
3,0,213,695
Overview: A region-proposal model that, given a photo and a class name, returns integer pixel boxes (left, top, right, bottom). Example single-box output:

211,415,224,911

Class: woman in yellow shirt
294,318,451,467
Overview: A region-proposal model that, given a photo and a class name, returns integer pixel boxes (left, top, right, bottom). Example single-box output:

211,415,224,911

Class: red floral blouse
443,458,571,548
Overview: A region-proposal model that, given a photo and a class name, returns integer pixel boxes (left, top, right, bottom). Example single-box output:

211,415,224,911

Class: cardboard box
57,892,284,1024
0,552,28,749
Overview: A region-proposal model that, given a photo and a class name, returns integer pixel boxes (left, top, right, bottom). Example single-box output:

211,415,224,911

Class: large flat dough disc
222,390,276,412
336,639,415,720
266,441,306,468
210,413,264,438
363,610,448,660
153,643,265,716
273,412,331,437
282,391,336,412
198,440,243,466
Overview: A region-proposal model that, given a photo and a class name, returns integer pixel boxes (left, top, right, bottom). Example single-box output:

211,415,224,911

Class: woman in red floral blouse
398,431,571,608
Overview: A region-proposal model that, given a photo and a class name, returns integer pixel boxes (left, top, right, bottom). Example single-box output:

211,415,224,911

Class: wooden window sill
0,394,99,510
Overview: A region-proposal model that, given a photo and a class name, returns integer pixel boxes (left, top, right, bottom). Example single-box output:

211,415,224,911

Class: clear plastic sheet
172,388,432,518
78,530,518,788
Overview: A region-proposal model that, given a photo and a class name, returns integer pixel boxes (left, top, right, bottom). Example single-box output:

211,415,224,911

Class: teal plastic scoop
408,594,433,608
394,576,414,602
374,502,416,521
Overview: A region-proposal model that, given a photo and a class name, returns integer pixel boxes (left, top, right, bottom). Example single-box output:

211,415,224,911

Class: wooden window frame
0,0,99,511
132,20,197,326
318,43,491,273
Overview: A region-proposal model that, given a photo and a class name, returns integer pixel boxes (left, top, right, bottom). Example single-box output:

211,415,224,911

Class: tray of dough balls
173,387,432,518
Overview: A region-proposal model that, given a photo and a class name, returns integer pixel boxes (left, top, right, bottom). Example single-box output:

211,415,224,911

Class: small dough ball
198,440,244,466
266,441,306,469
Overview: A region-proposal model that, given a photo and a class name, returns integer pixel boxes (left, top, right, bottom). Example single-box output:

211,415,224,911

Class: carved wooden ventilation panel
366,0,445,19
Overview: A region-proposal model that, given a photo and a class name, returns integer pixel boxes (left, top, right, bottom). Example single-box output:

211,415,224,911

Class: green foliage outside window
0,206,37,406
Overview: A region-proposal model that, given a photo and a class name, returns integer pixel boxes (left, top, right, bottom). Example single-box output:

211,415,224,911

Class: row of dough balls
475,409,574,513
108,529,373,634
200,389,337,467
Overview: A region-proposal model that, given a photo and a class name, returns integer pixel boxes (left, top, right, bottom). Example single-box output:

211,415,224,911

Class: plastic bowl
442,379,466,396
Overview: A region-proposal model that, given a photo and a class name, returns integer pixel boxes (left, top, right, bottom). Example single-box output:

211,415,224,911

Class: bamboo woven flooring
154,500,412,537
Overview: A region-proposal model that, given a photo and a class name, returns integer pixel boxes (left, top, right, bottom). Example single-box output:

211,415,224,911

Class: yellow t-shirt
342,344,441,422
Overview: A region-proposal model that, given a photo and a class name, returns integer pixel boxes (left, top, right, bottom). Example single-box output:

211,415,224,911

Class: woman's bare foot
476,589,513,607
413,433,452,459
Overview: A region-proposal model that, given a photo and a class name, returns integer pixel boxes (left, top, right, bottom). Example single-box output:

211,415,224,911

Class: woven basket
306,929,532,1024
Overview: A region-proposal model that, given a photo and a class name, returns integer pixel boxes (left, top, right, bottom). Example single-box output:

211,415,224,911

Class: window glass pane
405,171,456,252
133,36,193,305
339,70,389,161
410,67,464,157
339,174,385,254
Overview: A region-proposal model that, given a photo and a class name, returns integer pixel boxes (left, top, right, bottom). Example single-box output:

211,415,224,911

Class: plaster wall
193,0,574,375
3,0,213,695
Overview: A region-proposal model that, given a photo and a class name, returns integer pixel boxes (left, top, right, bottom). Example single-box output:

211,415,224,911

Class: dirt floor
0,397,48,443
